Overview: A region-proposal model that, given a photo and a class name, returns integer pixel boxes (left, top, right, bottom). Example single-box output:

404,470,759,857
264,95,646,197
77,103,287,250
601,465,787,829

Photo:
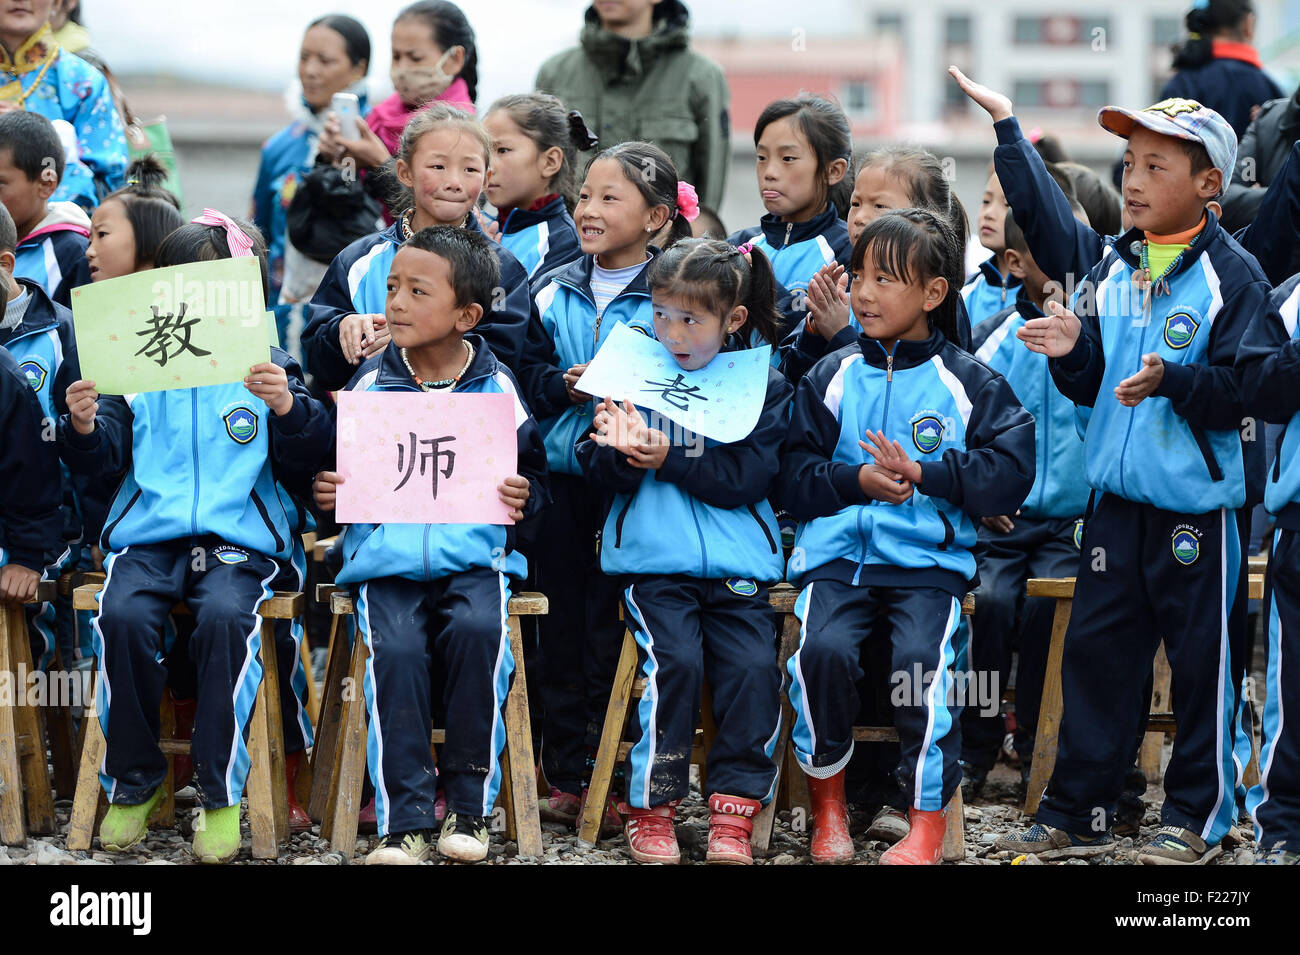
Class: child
782,145,973,382
996,99,1270,864
318,1,478,172
86,157,185,282
535,0,730,211
311,226,547,864
576,238,790,865
778,210,1034,865
518,140,691,830
963,207,1091,795
1,111,91,306
304,105,530,390
727,94,852,341
962,169,1021,327
60,213,333,863
0,0,127,209
1237,272,1300,864
481,93,588,280
0,344,61,604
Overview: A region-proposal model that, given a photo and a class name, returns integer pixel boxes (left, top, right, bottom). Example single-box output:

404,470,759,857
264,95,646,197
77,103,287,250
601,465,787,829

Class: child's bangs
852,214,924,284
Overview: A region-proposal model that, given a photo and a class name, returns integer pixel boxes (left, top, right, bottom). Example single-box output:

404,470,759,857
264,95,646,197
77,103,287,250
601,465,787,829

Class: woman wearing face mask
319,1,478,173
253,14,371,352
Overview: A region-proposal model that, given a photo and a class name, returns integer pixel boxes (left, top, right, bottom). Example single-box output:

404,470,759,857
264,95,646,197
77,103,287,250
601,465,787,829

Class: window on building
1012,78,1110,110
842,80,876,120
1012,15,1112,46
945,14,972,46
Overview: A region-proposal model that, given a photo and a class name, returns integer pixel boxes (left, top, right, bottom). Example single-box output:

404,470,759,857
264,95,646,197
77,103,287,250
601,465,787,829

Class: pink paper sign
336,391,517,525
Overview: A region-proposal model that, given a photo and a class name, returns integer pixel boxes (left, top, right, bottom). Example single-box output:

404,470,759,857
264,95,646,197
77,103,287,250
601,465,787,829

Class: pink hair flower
676,181,701,223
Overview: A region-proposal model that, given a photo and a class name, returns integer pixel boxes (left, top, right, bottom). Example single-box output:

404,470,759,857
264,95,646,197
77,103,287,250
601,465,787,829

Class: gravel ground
0,745,1260,866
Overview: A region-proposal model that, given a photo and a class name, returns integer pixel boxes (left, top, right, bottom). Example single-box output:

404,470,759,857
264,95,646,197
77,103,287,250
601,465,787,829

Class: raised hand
859,428,923,484
806,263,851,341
948,66,1014,123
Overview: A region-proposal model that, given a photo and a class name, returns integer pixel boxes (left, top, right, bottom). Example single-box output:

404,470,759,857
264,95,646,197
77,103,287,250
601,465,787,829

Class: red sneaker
623,803,680,865
358,797,377,834
538,789,582,825
807,770,854,864
879,808,946,865
285,751,312,833
706,793,760,865
579,786,622,838
434,789,447,824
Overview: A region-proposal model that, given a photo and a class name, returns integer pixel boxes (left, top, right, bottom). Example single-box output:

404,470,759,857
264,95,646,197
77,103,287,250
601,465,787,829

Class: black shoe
959,760,988,800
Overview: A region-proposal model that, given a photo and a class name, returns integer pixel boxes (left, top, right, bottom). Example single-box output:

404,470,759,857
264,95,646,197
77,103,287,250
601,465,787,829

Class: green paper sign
71,258,271,395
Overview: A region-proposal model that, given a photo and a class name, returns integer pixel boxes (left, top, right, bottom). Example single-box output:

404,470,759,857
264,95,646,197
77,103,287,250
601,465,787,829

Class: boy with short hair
998,99,1271,864
962,170,1021,328
535,0,730,210
312,226,548,865
0,0,127,209
0,344,61,604
0,111,92,306
963,207,1090,794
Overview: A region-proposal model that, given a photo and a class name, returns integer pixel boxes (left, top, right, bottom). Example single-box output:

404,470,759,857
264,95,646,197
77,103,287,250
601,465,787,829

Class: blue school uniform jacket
728,207,852,337
14,203,92,307
577,343,792,582
778,328,1035,596
498,196,582,281
1237,273,1300,527
1050,213,1270,514
332,335,548,586
0,347,62,573
302,214,531,389
9,45,128,209
518,251,657,476
962,255,1021,329
972,292,1089,520
57,348,332,560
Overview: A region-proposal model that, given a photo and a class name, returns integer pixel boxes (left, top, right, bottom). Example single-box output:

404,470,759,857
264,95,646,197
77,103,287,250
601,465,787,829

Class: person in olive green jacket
535,0,730,212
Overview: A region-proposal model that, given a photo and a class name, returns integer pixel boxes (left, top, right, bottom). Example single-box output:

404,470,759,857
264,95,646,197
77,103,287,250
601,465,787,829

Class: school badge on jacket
1163,310,1200,349
1171,525,1202,566
222,406,259,445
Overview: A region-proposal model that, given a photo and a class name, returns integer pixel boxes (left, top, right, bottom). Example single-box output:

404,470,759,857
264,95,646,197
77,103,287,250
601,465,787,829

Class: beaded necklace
401,340,474,390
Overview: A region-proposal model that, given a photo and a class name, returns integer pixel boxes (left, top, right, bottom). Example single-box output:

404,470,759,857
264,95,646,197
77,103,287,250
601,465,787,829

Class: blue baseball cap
1098,98,1238,197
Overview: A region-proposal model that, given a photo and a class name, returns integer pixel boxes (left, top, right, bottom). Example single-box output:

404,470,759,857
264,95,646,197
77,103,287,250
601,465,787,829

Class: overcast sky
84,0,862,105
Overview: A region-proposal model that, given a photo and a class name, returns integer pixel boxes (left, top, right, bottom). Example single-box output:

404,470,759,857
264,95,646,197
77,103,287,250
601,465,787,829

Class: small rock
771,853,797,865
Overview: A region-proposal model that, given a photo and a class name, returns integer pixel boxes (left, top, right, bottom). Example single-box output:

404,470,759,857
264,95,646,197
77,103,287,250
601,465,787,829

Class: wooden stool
0,580,59,845
1023,572,1265,816
66,583,302,860
313,585,546,860
583,584,971,862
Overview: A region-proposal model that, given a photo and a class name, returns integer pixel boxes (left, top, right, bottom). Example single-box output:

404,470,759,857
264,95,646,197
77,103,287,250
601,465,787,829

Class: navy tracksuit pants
92,539,280,810
788,579,966,811
1249,528,1300,852
621,576,782,807
1036,495,1247,845
354,569,515,836
962,514,1081,770
534,474,625,796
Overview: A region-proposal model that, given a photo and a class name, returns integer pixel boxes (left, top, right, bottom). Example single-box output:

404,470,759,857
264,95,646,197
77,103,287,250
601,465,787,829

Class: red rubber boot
285,751,312,833
807,771,854,864
169,692,197,790
706,793,760,865
879,808,946,865
623,803,680,864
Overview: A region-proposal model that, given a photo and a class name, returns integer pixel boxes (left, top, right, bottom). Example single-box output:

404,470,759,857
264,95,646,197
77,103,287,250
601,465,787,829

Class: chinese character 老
640,373,709,412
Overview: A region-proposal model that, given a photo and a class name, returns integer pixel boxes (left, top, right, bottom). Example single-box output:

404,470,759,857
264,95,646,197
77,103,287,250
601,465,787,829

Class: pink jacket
366,78,476,156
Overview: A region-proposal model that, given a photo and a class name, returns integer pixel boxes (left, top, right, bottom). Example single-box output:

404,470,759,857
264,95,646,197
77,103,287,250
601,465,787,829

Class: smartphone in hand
330,92,363,139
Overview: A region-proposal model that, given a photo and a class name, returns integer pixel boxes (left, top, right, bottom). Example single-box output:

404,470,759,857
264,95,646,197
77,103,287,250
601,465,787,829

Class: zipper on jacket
613,496,634,547
937,511,955,551
687,497,708,577
782,222,794,248
878,341,898,429
423,524,431,579
1116,323,1149,498
747,503,778,554
190,389,200,536
250,490,286,553
102,488,142,551
1037,358,1050,512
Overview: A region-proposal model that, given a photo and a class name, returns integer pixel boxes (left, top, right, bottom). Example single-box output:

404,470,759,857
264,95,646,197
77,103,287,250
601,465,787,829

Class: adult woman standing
252,14,371,354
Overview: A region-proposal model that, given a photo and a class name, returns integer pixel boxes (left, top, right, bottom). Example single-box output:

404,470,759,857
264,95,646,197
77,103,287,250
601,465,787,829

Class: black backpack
286,160,385,264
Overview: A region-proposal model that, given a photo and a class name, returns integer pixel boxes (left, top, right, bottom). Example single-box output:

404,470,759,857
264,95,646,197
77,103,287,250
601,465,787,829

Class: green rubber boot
192,805,242,864
99,785,166,851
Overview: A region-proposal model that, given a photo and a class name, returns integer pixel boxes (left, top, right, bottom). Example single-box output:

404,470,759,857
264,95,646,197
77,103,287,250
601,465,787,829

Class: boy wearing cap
995,98,1271,864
